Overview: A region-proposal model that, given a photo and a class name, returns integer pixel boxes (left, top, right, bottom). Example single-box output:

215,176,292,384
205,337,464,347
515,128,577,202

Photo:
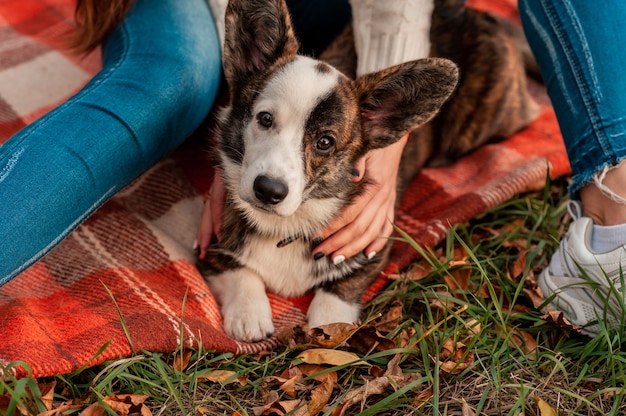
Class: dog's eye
316,136,335,154
257,111,273,128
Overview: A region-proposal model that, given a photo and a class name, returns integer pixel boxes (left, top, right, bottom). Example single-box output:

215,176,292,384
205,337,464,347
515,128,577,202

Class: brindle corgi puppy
198,0,458,342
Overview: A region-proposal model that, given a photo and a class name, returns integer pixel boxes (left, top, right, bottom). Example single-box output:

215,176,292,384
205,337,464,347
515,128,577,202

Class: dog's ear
355,57,459,150
223,0,299,90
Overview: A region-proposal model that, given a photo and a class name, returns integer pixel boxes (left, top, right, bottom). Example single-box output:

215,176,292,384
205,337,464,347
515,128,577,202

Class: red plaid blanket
0,0,570,379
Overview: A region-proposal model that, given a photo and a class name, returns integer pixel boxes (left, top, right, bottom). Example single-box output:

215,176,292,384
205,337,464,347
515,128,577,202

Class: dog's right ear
356,57,459,151
223,0,300,91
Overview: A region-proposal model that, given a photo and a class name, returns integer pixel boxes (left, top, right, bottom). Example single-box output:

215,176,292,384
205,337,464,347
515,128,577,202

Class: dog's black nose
253,175,289,205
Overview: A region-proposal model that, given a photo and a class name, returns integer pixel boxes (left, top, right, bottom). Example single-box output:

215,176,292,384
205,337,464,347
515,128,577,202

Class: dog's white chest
238,236,319,297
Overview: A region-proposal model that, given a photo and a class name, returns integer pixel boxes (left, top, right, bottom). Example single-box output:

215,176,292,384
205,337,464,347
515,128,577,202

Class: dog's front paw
307,290,361,328
221,294,275,342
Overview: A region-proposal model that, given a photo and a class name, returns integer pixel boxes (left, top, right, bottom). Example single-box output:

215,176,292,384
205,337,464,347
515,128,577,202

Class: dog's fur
72,0,540,342
197,0,539,343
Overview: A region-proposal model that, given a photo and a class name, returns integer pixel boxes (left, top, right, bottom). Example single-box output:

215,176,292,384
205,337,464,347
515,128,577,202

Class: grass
3,176,626,415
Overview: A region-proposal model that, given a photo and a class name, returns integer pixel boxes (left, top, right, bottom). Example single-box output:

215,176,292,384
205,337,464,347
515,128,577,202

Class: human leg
519,0,626,335
0,0,221,284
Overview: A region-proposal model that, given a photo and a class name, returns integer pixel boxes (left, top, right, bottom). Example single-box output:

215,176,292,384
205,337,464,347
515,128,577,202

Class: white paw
307,290,361,328
222,296,274,342
207,268,275,342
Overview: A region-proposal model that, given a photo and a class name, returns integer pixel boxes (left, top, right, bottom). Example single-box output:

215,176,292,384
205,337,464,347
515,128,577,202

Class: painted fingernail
314,252,326,261
311,237,324,248
192,239,198,250
351,169,360,177
333,255,346,265
367,251,377,260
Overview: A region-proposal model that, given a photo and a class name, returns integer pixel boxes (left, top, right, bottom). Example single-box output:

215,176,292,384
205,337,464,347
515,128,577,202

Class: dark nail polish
351,168,360,177
314,252,325,261
311,237,324,248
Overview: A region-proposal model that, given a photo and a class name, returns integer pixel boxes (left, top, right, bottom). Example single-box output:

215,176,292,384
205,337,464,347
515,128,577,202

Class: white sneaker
538,201,626,337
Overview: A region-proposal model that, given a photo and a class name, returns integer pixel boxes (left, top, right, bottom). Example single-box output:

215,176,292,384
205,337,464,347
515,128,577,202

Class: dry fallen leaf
374,301,404,333
412,385,434,408
38,381,56,412
172,350,193,372
331,354,421,416
438,339,474,375
82,394,151,416
510,250,529,280
296,349,363,367
534,396,557,416
197,369,248,386
293,371,335,416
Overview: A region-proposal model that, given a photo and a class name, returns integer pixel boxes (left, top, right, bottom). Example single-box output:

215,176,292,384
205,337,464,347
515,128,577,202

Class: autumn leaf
171,350,193,372
534,396,557,416
330,354,421,416
296,349,363,367
374,300,404,333
292,370,335,416
509,249,529,280
197,369,248,386
82,394,151,416
438,339,474,375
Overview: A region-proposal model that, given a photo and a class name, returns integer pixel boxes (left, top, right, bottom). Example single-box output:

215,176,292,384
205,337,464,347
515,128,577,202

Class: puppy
198,0,459,342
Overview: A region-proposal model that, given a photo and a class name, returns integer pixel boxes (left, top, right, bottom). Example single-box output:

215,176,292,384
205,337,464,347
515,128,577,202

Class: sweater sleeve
349,0,434,76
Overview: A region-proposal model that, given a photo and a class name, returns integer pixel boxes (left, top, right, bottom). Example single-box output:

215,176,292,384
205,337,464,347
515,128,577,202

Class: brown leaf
308,322,360,348
38,381,56,411
347,326,397,354
507,328,537,355
296,349,363,367
461,401,476,416
81,403,107,416
293,373,334,416
172,350,193,372
197,369,248,386
375,301,404,333
399,327,417,349
412,385,433,408
37,401,83,416
82,394,151,416
331,354,421,416
510,250,529,280
438,339,474,375
298,364,338,383
389,262,432,281
523,284,545,309
276,325,312,347
534,396,557,416
444,267,471,293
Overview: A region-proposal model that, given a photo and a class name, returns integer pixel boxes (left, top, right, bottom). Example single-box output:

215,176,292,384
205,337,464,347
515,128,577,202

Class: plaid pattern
0,0,570,378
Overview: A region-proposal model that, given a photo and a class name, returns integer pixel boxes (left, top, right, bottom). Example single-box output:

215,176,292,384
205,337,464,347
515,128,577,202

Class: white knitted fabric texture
349,0,434,76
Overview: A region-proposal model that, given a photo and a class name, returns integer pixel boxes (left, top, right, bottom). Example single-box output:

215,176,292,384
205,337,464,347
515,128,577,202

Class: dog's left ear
223,0,300,93
356,57,459,150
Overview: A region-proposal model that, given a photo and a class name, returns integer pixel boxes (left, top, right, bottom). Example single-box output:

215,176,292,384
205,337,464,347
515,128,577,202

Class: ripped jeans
519,0,626,198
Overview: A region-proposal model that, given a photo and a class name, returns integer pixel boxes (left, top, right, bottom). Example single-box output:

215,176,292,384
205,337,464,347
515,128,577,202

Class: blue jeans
519,0,626,197
0,0,222,284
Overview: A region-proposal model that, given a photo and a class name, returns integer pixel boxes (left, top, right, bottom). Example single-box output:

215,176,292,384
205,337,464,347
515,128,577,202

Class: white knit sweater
207,0,434,76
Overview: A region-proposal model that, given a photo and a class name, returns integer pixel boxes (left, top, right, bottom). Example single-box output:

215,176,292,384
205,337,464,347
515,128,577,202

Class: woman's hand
311,133,409,264
196,171,226,260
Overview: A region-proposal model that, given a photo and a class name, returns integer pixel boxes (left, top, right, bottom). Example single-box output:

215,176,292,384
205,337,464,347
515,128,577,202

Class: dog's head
216,0,458,237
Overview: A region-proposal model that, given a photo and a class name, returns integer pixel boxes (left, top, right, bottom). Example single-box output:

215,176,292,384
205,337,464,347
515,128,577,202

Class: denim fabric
0,0,222,284
519,0,626,196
